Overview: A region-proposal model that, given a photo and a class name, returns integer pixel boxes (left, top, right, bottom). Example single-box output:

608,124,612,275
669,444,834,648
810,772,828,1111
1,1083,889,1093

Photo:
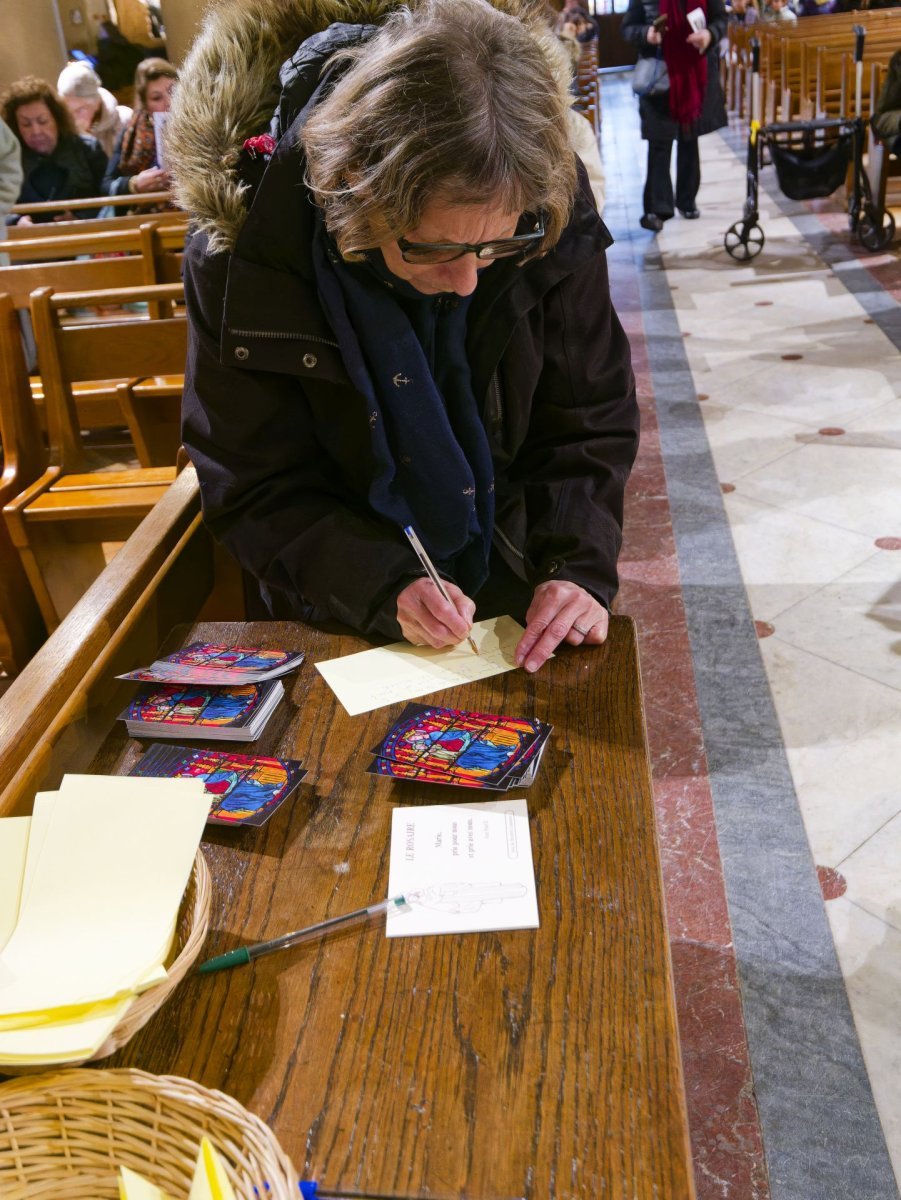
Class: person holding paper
622,0,727,231
102,58,176,203
172,0,639,674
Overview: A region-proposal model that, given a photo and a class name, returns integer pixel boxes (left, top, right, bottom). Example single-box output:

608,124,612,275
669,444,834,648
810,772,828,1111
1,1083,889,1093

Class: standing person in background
1,78,107,225
0,116,23,263
103,58,177,203
57,62,132,158
623,0,727,231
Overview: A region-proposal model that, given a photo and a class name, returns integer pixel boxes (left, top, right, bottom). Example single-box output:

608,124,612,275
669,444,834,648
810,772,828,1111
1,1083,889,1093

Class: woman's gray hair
301,0,578,260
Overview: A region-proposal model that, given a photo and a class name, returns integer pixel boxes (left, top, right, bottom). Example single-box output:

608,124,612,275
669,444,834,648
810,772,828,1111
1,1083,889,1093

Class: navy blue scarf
311,212,495,593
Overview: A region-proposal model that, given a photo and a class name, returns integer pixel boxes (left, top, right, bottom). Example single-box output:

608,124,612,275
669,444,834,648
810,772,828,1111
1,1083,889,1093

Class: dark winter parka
170,0,639,639
12,133,107,222
622,0,728,142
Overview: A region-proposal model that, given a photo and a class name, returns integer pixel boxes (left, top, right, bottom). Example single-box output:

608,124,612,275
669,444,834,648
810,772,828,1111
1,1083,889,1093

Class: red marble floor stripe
614,303,771,1199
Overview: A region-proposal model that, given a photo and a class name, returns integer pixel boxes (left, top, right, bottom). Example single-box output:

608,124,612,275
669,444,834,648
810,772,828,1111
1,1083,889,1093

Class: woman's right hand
397,577,476,649
646,26,663,44
129,166,170,194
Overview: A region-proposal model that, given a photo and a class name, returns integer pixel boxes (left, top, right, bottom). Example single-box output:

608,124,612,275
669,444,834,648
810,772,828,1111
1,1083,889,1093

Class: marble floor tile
838,814,901,931
720,493,879,620
826,900,901,1187
769,549,901,692
698,403,814,482
669,940,772,1200
757,638,901,864
737,440,901,538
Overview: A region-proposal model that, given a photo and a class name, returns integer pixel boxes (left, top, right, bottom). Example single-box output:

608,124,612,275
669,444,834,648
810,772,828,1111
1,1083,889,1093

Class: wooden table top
99,616,693,1200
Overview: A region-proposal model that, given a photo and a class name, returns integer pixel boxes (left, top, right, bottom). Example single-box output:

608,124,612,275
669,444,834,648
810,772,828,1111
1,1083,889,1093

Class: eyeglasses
397,212,546,265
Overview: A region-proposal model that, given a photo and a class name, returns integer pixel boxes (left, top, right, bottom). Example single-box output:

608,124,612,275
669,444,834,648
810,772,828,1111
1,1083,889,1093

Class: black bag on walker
769,137,852,201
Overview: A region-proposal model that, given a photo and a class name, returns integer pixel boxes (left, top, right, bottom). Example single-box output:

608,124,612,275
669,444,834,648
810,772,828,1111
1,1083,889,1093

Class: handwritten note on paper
314,615,527,716
385,798,539,938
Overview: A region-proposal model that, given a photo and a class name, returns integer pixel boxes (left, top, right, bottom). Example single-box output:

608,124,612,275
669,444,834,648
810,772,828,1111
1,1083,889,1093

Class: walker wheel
858,205,896,252
725,221,765,261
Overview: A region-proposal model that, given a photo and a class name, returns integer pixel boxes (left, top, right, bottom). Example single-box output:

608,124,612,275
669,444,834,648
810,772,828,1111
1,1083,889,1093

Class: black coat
182,125,638,640
622,0,728,142
14,134,107,221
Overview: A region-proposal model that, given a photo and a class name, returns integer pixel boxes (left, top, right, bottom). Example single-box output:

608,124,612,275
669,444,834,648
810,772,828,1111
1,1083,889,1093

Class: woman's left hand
687,29,712,51
514,581,608,674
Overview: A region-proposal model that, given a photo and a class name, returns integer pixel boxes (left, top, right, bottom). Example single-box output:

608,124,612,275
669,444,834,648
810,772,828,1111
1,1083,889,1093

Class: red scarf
659,0,708,129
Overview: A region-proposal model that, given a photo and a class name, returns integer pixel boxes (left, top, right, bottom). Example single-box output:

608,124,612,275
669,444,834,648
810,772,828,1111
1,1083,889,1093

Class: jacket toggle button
302,353,318,369
234,346,249,361
547,559,563,575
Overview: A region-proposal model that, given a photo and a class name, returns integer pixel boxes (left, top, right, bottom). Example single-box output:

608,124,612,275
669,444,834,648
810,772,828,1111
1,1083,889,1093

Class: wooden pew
0,295,46,676
727,10,901,122
0,465,214,810
6,210,187,240
0,224,187,435
3,283,188,630
8,191,175,226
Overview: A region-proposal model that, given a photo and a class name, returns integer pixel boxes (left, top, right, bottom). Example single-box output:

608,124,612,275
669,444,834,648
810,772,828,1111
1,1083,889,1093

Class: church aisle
602,72,901,1200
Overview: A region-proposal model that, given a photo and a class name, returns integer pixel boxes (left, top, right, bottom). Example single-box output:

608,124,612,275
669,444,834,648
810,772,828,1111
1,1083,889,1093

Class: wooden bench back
6,209,187,242
0,466,214,814
31,282,188,472
0,294,47,673
9,191,174,220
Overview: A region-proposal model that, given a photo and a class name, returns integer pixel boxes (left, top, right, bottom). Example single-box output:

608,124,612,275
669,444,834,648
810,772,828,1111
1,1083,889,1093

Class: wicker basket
2,848,211,1073
0,1067,299,1199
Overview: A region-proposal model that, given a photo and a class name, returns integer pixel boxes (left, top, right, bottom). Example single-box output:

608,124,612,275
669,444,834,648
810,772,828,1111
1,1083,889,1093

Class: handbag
631,52,669,96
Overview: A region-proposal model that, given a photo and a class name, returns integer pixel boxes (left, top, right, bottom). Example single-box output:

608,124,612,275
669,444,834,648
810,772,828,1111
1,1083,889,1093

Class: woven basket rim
0,1066,299,1200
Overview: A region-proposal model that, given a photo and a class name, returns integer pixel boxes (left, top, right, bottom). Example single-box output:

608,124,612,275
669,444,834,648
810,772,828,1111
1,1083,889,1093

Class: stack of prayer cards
0,775,209,1068
368,703,552,790
118,642,303,742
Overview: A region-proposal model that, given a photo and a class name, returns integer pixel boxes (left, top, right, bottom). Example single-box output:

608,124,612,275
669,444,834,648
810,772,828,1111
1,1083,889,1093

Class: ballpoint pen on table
402,524,479,656
197,896,411,974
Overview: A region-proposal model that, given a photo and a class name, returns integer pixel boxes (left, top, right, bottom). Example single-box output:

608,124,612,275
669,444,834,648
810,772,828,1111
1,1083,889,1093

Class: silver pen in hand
402,524,479,655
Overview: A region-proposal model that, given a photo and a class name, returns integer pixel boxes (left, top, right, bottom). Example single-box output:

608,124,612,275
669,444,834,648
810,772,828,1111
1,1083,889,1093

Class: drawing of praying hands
406,881,527,914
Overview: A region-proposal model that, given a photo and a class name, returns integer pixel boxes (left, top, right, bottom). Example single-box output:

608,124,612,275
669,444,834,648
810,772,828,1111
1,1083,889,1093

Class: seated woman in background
1,77,107,224
103,57,176,202
57,61,132,158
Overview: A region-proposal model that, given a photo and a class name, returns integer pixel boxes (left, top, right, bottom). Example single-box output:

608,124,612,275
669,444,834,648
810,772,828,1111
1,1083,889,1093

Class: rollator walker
725,28,895,261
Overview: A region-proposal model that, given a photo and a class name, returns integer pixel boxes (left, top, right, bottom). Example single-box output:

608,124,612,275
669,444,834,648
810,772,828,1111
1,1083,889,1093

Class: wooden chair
3,282,188,630
0,295,47,675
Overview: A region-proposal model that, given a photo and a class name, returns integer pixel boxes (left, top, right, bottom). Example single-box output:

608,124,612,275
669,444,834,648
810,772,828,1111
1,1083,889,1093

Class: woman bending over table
170,0,639,674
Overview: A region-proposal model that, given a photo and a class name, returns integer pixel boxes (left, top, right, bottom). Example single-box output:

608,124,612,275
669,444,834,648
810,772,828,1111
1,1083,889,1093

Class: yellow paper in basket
0,779,208,1016
189,1138,237,1200
0,817,30,952
119,1163,171,1200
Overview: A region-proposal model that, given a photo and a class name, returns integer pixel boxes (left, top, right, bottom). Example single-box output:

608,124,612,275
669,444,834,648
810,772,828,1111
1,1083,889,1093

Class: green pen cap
197,945,252,974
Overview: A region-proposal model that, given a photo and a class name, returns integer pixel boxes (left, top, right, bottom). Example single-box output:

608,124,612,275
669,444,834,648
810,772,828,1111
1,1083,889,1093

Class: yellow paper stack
0,774,210,1067
119,1136,237,1200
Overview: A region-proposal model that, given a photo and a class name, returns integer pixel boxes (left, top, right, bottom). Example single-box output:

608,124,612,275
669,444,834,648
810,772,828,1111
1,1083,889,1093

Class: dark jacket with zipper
181,25,639,640
622,0,728,142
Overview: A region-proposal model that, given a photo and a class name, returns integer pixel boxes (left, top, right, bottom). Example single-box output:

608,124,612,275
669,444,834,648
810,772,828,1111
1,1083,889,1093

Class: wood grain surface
96,616,693,1200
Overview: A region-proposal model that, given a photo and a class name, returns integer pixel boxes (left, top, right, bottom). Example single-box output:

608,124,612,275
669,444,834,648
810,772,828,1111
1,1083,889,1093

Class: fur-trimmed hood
167,0,574,253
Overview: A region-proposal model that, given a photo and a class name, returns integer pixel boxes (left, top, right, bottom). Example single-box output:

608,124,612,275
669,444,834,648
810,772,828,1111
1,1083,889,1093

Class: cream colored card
0,817,30,953
315,614,527,716
0,994,133,1065
386,798,539,938
189,1138,236,1200
119,1163,170,1200
0,778,208,1016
